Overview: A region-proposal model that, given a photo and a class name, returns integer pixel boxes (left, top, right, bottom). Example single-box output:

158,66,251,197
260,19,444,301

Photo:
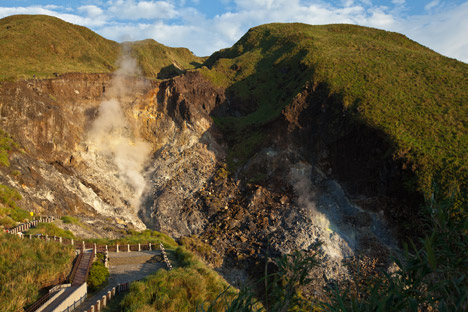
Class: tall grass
25,222,75,239
121,247,236,312
83,229,178,248
0,232,74,311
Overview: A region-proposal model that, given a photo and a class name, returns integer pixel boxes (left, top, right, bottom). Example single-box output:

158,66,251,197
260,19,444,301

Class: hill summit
0,14,203,80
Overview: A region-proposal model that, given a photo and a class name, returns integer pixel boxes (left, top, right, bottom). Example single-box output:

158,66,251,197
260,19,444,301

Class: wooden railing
24,292,51,312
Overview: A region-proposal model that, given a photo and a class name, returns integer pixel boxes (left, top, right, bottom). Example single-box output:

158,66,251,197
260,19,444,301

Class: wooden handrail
69,251,84,285
23,292,51,312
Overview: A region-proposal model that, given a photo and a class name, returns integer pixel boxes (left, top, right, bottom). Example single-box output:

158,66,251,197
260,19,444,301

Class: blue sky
0,0,467,62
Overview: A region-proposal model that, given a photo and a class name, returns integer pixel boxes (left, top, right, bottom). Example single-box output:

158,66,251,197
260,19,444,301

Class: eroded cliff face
0,70,400,296
0,73,156,233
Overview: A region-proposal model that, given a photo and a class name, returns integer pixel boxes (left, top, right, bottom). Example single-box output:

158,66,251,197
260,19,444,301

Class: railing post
138,243,141,251
96,299,101,311
82,241,85,250
149,243,152,251
112,287,116,296
127,244,130,252
59,237,62,244
71,238,74,246
91,305,95,312
102,295,106,306
116,244,119,253
29,234,32,239
45,235,48,241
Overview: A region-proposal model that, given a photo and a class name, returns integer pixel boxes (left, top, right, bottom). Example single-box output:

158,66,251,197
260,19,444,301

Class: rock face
0,70,399,295
0,73,155,232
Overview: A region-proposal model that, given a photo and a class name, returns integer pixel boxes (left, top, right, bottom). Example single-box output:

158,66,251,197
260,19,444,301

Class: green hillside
129,39,205,78
201,23,468,209
0,15,202,80
0,15,119,80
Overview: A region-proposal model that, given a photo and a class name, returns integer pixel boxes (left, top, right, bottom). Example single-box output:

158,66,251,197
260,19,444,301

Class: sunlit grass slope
0,232,74,312
0,14,119,80
201,23,468,208
0,15,203,80
129,39,205,78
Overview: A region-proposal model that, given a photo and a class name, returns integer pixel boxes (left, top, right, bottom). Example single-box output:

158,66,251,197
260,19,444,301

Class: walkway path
77,251,164,312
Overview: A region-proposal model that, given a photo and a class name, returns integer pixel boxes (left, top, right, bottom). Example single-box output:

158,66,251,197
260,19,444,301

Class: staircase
72,249,94,285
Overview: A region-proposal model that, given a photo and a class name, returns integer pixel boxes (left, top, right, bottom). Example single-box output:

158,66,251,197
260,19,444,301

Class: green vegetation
128,39,204,79
0,231,74,311
25,222,75,239
60,215,80,225
180,235,223,267
201,23,468,209
202,247,322,312
0,15,119,80
121,246,236,312
0,15,203,81
0,129,18,167
88,254,109,292
0,130,28,228
84,229,178,248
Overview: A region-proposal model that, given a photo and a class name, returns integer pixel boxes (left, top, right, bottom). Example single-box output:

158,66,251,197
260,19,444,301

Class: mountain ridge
0,15,203,80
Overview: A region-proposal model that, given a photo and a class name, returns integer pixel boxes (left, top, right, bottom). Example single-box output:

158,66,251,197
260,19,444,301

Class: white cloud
78,5,105,18
0,6,107,27
395,2,468,62
425,0,440,11
107,0,178,20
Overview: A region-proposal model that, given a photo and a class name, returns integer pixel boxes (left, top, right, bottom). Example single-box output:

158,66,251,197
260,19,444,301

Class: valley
0,14,467,311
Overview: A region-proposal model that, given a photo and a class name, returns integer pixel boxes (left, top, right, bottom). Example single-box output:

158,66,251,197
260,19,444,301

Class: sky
0,0,467,63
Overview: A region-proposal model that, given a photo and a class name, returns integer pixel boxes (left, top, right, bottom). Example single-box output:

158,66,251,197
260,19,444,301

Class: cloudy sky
0,0,467,62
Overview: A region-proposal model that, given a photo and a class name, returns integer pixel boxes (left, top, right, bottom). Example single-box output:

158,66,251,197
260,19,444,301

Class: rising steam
87,52,151,208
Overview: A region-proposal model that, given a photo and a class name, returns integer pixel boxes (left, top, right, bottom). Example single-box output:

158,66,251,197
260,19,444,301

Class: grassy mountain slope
0,15,202,80
129,39,205,78
0,15,119,80
201,23,468,209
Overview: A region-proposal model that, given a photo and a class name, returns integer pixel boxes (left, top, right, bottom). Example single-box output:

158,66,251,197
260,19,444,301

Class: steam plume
87,52,151,208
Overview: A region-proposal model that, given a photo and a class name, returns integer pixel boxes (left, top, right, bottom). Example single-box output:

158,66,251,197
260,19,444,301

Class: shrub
61,215,80,225
121,247,236,312
88,256,109,292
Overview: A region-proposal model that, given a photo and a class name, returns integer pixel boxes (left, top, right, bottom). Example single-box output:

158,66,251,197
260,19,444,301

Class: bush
121,247,236,312
88,256,109,292
61,215,79,224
